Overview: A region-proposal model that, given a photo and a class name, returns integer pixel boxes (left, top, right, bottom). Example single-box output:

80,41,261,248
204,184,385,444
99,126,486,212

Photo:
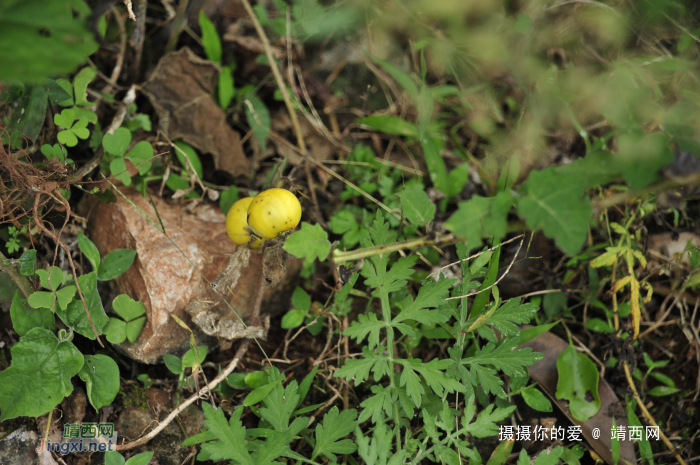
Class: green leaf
97,249,137,281
513,13,532,34
0,0,97,82
56,272,109,339
281,310,306,329
36,266,63,291
258,369,299,431
126,317,146,343
463,401,516,438
7,83,48,142
10,291,55,336
647,385,681,396
371,55,419,103
447,163,470,199
533,447,564,465
417,85,434,139
393,278,454,326
586,318,614,333
218,65,235,109
112,294,146,321
517,169,591,256
78,231,101,271
199,11,222,64
199,404,254,465
471,299,539,342
312,406,358,461
220,185,239,214
397,358,465,406
244,95,271,149
164,354,183,374
360,115,418,137
27,291,56,309
244,380,279,406
613,132,674,189
182,346,208,368
521,387,553,412
126,141,154,175
124,451,154,465
103,318,127,344
245,371,269,388
174,141,203,180
421,134,449,196
344,313,386,349
110,158,131,186
396,189,435,227
450,337,543,398
297,365,318,408
0,327,83,420
627,399,655,465
334,346,390,384
18,249,37,276
165,172,199,198
487,439,516,465
519,321,560,345
283,222,331,262
102,127,131,157
554,151,621,188
292,286,311,312
104,451,126,465
73,66,96,106
555,341,601,421
445,194,510,250
78,354,120,411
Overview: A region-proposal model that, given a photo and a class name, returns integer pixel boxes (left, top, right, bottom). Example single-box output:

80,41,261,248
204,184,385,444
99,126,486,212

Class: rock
85,187,302,364
0,427,39,465
115,388,204,465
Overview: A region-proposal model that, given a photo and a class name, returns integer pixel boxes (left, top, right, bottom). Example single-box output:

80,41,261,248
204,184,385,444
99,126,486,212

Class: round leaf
78,354,120,411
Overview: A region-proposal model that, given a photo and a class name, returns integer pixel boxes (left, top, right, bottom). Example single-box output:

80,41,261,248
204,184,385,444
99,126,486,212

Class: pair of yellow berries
225,188,302,249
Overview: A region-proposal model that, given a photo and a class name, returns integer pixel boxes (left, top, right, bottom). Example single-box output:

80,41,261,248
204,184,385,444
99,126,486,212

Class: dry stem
116,339,251,451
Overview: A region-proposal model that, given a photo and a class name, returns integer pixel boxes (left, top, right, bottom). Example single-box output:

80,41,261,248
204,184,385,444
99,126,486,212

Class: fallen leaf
142,48,249,179
520,328,636,465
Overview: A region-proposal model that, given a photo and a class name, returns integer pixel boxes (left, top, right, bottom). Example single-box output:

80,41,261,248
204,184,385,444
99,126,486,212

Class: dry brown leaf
521,329,637,465
142,48,249,179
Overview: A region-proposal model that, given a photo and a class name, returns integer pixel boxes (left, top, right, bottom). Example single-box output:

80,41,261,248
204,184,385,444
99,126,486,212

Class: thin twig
128,0,148,82
623,363,688,465
102,7,127,95
165,0,189,53
240,0,306,153
33,192,104,346
592,172,700,212
116,339,250,451
446,236,524,301
0,249,33,298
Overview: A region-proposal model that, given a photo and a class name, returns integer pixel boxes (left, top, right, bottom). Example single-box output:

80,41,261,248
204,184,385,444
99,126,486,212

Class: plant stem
381,294,402,452
0,250,33,298
332,234,456,264
622,362,687,465
165,0,189,53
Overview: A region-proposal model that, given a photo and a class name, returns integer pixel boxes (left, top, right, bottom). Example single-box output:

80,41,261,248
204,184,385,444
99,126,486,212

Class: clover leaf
103,128,154,185
103,294,147,344
54,109,90,147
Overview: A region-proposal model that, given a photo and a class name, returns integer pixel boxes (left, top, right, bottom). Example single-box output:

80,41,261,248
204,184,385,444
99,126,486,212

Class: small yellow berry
226,197,255,245
247,188,302,239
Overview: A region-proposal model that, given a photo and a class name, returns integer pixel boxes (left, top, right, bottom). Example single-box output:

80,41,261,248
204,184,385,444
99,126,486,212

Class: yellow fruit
247,188,302,239
248,237,264,249
226,197,255,245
